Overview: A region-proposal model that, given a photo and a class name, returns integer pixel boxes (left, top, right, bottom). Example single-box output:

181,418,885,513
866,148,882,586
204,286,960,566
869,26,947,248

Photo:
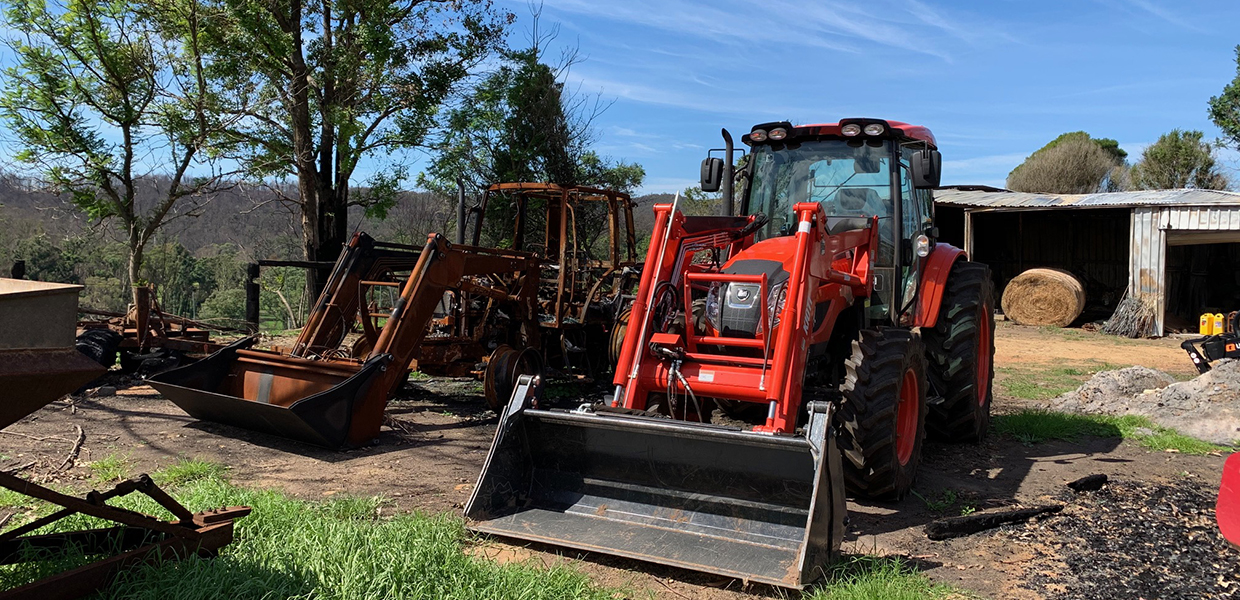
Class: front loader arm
369,234,541,400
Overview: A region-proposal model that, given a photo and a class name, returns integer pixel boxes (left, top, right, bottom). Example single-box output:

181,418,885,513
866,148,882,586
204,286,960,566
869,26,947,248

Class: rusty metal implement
0,277,250,599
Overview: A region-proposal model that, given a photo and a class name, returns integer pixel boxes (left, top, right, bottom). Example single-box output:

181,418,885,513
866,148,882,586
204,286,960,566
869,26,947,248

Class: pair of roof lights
748,127,787,143
841,123,886,137
749,122,886,143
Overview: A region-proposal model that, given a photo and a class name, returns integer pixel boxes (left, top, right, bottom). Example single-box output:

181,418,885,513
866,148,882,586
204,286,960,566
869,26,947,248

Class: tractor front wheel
836,328,927,501
923,260,995,443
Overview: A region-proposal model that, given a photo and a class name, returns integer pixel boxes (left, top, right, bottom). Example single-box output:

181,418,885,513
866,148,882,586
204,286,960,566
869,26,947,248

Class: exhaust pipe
722,129,734,217
456,179,467,245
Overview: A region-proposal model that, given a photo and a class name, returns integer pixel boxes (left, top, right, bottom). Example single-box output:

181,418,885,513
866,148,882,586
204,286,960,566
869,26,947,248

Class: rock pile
1048,362,1240,445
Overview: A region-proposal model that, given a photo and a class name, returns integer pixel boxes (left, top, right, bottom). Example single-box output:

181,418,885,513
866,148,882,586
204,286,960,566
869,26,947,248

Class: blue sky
487,0,1240,193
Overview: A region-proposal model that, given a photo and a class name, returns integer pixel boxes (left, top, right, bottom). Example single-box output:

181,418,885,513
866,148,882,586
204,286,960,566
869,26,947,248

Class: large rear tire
923,260,995,443
836,329,927,501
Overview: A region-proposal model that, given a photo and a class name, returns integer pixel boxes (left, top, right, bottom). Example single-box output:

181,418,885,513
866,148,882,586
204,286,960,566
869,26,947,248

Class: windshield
746,139,894,249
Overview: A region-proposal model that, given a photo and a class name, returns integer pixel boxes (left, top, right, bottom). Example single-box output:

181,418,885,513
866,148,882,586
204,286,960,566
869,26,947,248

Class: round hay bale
1000,268,1085,327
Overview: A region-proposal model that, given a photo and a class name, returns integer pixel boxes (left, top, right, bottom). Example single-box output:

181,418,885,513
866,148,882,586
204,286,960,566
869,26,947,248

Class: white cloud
531,0,1008,61
638,176,703,195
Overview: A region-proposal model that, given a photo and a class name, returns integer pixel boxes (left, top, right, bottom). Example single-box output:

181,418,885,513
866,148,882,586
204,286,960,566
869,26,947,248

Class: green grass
153,458,228,487
994,409,1231,455
995,363,1123,401
87,453,131,484
0,464,617,599
0,460,965,599
910,489,958,513
406,370,431,381
805,556,961,600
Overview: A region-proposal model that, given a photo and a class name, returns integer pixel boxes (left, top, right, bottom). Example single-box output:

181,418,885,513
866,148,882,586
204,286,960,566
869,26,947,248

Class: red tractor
467,118,996,587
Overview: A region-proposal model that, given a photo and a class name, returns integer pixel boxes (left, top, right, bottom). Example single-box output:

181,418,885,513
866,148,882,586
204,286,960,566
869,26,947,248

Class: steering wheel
735,212,770,240
649,281,679,333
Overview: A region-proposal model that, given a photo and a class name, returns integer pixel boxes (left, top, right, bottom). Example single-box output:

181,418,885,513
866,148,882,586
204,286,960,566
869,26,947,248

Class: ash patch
1018,479,1238,599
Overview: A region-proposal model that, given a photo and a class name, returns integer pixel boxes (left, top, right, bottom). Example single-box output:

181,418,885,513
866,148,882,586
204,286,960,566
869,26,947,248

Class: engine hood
720,236,798,286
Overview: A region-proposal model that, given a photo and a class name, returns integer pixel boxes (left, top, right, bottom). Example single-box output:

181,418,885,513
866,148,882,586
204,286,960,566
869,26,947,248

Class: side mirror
700,157,724,192
911,149,942,189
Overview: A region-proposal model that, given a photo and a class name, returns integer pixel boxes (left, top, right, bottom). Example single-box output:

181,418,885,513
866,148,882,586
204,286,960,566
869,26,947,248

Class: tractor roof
795,120,936,148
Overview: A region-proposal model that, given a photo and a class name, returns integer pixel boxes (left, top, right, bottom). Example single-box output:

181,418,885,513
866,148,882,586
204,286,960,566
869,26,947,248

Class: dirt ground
0,322,1232,599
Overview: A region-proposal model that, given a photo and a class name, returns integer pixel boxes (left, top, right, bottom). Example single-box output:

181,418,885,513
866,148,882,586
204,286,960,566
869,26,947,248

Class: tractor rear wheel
923,261,995,443
836,328,927,501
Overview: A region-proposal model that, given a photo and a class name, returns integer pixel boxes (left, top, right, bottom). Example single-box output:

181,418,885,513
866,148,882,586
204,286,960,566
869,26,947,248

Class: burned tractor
477,183,640,388
467,119,996,587
150,233,541,448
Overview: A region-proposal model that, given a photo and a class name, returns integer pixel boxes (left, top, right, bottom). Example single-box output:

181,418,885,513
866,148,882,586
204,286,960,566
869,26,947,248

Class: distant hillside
0,174,684,265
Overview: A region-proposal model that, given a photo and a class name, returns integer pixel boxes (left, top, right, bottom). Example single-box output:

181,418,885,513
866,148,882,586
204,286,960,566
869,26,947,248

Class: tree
420,29,644,247
1131,129,1230,190
1209,44,1240,150
1,0,228,307
199,0,511,295
680,186,722,216
1006,132,1127,193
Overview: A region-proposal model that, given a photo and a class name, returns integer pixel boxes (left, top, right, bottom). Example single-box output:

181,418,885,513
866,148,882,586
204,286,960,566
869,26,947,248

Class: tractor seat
825,217,871,235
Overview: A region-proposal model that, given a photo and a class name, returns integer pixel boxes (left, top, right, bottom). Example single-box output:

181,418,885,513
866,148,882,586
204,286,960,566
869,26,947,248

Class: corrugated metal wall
1160,206,1240,231
1130,206,1240,335
1130,208,1165,335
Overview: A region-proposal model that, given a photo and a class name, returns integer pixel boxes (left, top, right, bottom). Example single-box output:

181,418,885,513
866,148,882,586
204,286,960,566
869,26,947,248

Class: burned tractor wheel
75,329,123,368
836,329,927,501
485,344,542,412
609,308,632,367
923,261,995,443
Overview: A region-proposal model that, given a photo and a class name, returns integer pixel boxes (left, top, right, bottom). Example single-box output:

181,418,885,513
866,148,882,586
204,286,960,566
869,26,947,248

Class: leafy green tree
1209,45,1240,150
0,0,229,307
421,36,644,249
1131,130,1230,190
1007,132,1128,193
423,47,643,194
198,0,511,294
680,186,722,216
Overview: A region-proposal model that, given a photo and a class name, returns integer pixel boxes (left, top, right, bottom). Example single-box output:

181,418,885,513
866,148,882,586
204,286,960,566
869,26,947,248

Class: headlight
705,283,722,332
841,123,861,136
750,129,768,142
768,127,788,141
757,282,788,335
915,234,931,258
863,123,886,136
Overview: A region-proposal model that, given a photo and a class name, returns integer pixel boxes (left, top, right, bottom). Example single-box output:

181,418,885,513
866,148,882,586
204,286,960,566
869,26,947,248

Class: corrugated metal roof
934,187,1240,209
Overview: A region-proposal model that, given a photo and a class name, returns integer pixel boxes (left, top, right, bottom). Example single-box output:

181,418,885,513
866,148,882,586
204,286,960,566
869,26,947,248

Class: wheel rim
977,308,992,408
896,368,919,466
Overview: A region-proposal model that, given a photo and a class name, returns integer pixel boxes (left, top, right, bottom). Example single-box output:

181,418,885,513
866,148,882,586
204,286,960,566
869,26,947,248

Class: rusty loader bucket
0,278,105,428
466,376,846,588
149,338,391,448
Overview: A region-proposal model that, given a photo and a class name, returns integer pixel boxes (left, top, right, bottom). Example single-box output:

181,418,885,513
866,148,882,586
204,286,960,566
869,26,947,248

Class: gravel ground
1018,477,1238,600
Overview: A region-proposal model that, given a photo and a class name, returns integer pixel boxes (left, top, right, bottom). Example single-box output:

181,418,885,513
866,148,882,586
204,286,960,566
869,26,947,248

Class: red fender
915,244,967,329
1220,453,1240,548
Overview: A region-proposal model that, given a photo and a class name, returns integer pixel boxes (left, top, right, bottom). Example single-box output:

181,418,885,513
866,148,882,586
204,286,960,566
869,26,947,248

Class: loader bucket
0,348,103,429
1,278,105,428
466,376,846,588
149,338,392,448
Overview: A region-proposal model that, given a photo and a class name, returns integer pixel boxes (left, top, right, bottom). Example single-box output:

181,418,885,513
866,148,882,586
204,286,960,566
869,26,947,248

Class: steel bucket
466,376,845,588
149,338,391,448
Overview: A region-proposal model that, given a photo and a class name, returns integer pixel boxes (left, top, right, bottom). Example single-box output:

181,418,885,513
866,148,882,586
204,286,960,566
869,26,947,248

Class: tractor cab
703,119,942,325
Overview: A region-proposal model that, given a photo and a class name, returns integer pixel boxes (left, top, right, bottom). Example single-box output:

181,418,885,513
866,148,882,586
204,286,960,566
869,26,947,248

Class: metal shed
934,187,1240,336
